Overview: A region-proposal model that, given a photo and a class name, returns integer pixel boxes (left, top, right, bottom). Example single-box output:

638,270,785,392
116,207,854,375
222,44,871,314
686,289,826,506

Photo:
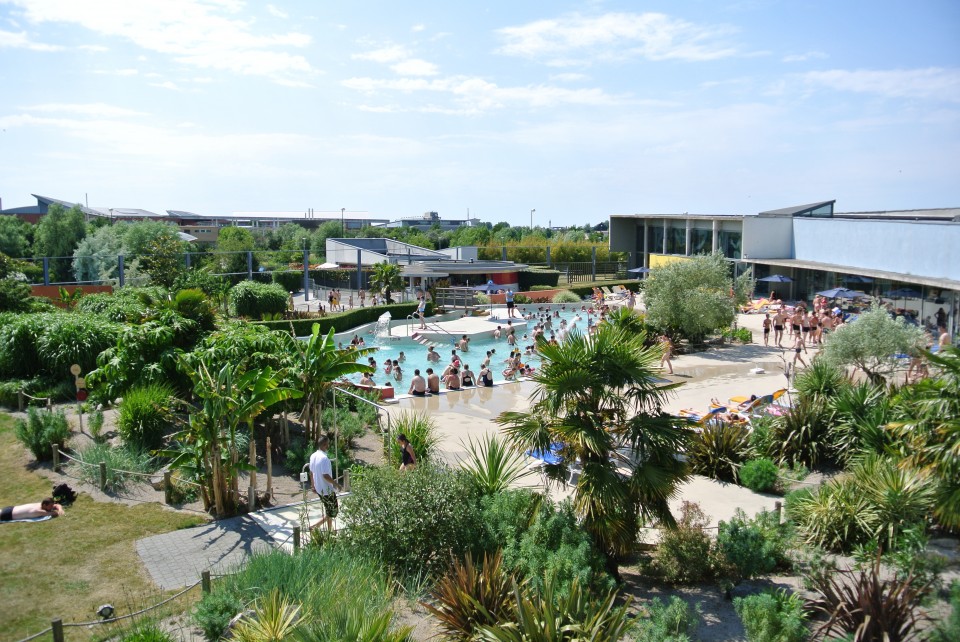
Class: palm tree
496,319,691,578
294,324,376,445
888,345,960,529
369,261,403,303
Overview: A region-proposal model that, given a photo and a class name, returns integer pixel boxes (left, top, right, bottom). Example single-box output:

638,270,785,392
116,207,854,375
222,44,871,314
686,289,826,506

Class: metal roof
758,201,836,217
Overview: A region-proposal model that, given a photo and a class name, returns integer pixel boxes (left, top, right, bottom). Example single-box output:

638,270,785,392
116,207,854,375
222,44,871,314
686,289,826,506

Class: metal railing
433,286,480,310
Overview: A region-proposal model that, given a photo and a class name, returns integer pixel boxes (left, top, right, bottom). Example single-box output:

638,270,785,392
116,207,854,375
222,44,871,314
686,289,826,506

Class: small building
375,210,481,231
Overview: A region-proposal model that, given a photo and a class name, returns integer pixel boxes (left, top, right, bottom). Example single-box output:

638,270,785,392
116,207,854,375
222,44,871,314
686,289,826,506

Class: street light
341,208,345,237
530,208,535,229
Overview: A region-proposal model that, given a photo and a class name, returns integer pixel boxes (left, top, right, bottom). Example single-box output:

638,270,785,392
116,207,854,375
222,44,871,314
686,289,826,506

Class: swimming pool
346,304,598,390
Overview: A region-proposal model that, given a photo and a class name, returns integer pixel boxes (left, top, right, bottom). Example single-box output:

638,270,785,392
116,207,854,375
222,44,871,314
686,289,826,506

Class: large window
649,224,664,254
666,225,686,255
718,230,741,259
691,228,712,255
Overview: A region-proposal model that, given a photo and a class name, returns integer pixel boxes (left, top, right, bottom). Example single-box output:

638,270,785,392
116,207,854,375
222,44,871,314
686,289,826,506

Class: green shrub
787,476,875,552
174,288,215,331
748,414,777,459
193,547,395,642
423,550,516,640
734,590,809,642
230,280,288,318
518,268,560,290
387,411,439,467
513,294,531,304
0,312,119,380
117,621,174,642
15,407,71,460
117,383,176,450
480,488,541,553
715,509,785,583
502,499,613,598
652,502,714,585
475,293,490,305
771,396,835,468
633,596,702,642
0,279,32,312
75,291,149,322
931,580,960,642
741,458,779,493
688,421,750,483
253,301,418,336
552,290,582,303
271,269,303,293
529,284,556,291
284,437,312,477
69,442,157,490
88,409,106,443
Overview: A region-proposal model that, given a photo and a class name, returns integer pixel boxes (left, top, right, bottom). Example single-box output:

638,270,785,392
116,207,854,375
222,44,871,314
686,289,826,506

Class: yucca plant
460,434,533,496
688,420,750,483
475,572,632,642
807,553,933,642
387,411,439,467
422,550,516,640
788,476,876,552
793,357,848,400
232,589,306,642
828,381,891,465
295,606,412,642
772,396,835,468
851,454,937,549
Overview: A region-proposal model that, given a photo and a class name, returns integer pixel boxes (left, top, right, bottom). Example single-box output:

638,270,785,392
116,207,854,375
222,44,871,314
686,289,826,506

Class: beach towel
1,515,53,524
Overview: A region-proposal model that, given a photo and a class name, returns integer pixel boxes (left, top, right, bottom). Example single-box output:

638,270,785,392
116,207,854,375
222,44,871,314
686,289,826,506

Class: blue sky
0,0,958,226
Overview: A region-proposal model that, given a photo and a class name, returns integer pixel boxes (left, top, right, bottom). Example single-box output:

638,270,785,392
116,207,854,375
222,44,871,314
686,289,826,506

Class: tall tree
216,226,256,275
34,204,87,281
0,215,32,257
369,261,404,301
496,318,691,578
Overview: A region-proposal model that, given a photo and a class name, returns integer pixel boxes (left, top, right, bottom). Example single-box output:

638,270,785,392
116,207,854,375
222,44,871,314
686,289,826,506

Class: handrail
333,385,392,436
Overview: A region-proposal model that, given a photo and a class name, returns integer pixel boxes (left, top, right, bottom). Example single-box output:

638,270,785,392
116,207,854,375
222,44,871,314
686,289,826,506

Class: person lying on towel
1,498,64,521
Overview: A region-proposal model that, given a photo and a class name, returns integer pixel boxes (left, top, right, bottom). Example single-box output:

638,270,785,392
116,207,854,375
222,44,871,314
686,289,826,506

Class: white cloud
342,75,628,111
3,0,314,82
411,23,425,32
782,51,827,63
93,68,139,76
266,4,287,19
390,58,438,76
150,80,182,91
802,68,960,102
0,28,62,51
22,102,146,118
496,12,738,66
353,45,410,63
78,44,109,52
550,72,588,82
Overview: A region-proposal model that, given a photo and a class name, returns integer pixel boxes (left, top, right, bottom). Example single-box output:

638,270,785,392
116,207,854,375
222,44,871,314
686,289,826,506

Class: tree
72,224,125,283
888,345,960,529
140,233,187,288
369,261,403,302
820,304,926,385
0,215,32,257
169,360,301,516
0,252,33,311
216,226,256,275
644,252,753,344
34,204,86,281
496,319,691,579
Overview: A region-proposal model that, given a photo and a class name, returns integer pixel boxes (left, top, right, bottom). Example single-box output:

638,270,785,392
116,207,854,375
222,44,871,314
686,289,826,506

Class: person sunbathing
1,498,63,521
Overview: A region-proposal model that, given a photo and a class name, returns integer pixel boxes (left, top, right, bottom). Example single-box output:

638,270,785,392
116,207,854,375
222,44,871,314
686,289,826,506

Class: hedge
272,270,304,293
230,280,289,318
518,268,560,290
253,302,419,336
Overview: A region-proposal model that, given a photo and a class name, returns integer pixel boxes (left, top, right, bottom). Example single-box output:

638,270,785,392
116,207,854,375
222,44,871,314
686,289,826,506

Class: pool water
347,305,598,390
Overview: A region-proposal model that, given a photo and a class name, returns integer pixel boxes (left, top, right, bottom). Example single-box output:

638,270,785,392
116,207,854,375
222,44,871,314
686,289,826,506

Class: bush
734,590,808,642
387,411,439,467
193,547,395,642
771,396,835,468
688,421,750,483
174,288,215,331
740,458,779,493
529,285,556,291
480,488,541,553
75,291,149,322
15,407,71,460
88,409,106,443
0,278,32,312
0,312,120,380
117,621,175,642
552,290,581,304
117,383,176,450
931,580,960,642
253,301,418,336
340,464,482,579
787,477,875,552
652,502,714,585
70,442,157,490
423,550,516,640
633,596,702,642
715,509,786,583
230,280,288,318
518,268,560,290
501,499,613,598
747,414,777,459
513,294,531,304
271,269,303,293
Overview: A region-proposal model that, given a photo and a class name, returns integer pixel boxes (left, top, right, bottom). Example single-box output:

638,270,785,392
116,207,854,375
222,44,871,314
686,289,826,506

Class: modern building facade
374,210,481,231
610,201,960,337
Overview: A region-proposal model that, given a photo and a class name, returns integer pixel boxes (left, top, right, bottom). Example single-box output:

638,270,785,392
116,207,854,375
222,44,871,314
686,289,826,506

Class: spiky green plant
788,476,876,552
422,550,516,640
232,589,306,642
387,411,439,467
687,420,750,483
460,434,533,496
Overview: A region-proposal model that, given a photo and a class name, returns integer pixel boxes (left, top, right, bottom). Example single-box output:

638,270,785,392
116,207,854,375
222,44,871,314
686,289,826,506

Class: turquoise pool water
346,305,596,389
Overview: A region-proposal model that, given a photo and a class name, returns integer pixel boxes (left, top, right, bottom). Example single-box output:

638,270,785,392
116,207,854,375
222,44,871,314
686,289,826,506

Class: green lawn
0,412,205,640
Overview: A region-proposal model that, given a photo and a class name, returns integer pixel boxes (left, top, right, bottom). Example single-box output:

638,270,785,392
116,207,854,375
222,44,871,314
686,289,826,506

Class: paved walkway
136,515,274,589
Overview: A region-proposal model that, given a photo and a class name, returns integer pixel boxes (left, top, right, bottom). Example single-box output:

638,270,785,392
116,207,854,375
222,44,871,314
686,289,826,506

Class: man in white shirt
309,435,342,531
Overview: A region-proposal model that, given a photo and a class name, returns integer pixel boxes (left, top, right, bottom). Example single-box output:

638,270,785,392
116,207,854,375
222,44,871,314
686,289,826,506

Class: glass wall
649,224,664,255
718,230,741,259
691,228,712,255
666,224,686,255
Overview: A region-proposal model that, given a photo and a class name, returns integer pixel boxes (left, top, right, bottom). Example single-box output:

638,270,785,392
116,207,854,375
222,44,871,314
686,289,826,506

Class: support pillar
118,255,125,287
247,251,253,281
303,247,310,301
591,246,597,281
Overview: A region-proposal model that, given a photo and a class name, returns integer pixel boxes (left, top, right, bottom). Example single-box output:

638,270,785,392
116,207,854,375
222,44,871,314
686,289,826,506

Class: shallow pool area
346,304,599,389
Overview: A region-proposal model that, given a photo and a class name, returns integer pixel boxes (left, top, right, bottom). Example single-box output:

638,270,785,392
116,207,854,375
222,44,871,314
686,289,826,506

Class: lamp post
341,208,345,237
530,208,535,229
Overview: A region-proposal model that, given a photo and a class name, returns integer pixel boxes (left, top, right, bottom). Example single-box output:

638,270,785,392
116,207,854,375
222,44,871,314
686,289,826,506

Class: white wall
793,219,960,280
742,217,793,259
440,246,478,261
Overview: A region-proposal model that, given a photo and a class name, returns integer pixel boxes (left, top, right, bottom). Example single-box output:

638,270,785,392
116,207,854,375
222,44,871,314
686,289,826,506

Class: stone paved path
136,515,274,589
